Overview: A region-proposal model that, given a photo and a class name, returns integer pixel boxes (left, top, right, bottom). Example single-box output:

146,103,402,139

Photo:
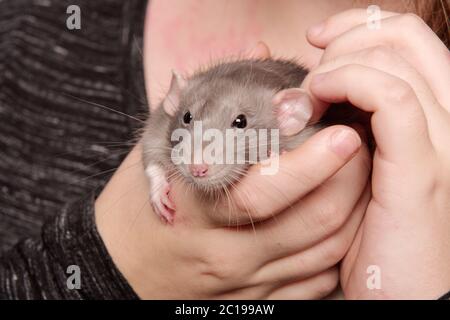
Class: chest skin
143,0,407,110
142,0,338,109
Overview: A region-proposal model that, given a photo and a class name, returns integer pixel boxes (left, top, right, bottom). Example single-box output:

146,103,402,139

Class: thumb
229,125,362,224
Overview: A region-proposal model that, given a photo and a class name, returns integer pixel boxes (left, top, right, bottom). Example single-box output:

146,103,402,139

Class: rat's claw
152,199,175,224
150,182,175,224
146,165,176,224
161,184,176,210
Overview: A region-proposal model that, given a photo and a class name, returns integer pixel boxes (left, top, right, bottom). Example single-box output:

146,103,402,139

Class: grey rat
142,58,323,223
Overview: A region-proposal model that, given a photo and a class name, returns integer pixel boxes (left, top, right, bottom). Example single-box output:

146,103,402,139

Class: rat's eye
183,111,193,124
232,114,247,129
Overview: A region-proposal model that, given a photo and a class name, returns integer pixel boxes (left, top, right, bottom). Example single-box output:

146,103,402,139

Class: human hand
95,109,370,299
305,9,450,299
94,41,371,299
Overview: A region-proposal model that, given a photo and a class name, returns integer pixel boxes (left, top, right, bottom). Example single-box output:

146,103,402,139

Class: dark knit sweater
0,0,148,299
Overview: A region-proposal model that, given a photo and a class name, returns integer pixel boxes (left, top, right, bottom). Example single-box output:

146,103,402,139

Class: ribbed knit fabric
0,195,138,299
0,0,148,299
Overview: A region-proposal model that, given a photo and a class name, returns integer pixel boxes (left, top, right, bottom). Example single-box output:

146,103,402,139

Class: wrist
95,144,167,298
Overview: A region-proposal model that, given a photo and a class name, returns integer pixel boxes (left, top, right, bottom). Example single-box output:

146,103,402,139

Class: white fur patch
145,164,168,199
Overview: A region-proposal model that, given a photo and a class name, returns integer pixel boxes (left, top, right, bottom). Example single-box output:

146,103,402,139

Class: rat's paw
150,183,176,224
146,164,176,224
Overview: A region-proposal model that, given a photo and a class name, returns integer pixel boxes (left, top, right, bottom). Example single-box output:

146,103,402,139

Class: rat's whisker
229,168,292,216
50,143,134,159
221,180,238,231
116,197,149,248
97,182,146,219
61,150,133,177
226,178,257,237
67,161,143,186
63,93,145,123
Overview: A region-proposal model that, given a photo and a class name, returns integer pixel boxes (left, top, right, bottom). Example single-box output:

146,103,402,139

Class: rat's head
161,70,313,197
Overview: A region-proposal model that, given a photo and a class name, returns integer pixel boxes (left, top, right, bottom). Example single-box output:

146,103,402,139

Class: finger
310,64,434,164
299,82,330,123
215,141,368,266
266,267,339,300
253,184,370,284
230,125,362,221
310,11,450,110
246,41,271,59
307,8,398,48
303,46,449,142
250,142,369,258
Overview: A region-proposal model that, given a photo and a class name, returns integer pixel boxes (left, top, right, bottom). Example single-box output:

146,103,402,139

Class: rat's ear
163,70,187,116
272,88,313,136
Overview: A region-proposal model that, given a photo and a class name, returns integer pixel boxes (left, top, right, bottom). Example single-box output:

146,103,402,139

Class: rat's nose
189,164,209,177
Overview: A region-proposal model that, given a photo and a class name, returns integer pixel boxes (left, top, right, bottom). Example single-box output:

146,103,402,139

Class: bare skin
96,45,369,299
96,0,450,299
144,0,406,108
306,9,450,299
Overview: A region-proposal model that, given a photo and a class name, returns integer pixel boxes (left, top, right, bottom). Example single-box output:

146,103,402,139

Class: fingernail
330,128,361,158
308,21,325,37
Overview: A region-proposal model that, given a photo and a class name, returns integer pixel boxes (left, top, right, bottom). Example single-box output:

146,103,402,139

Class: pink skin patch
189,164,209,177
146,164,176,224
147,0,263,73
273,89,314,136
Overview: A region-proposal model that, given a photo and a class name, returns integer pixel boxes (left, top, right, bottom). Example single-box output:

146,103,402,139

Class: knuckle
316,200,346,233
364,45,396,65
315,269,339,298
340,64,364,77
200,249,239,283
324,241,347,265
400,13,427,30
383,79,416,106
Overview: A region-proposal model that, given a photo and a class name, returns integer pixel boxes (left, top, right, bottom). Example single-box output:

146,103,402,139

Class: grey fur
142,58,323,198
